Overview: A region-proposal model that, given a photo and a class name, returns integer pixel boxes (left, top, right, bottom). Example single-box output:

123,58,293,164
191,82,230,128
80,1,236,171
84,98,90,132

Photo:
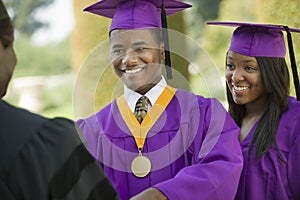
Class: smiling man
110,28,164,95
77,1,243,200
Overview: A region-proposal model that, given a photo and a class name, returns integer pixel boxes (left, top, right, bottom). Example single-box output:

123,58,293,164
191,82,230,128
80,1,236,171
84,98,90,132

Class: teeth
233,86,249,91
125,68,143,74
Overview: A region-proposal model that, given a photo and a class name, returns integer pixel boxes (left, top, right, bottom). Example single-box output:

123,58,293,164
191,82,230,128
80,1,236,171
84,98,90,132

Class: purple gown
235,97,300,200
77,88,243,200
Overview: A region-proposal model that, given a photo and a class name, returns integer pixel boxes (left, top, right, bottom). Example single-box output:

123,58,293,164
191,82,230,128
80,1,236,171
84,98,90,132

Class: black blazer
0,100,118,200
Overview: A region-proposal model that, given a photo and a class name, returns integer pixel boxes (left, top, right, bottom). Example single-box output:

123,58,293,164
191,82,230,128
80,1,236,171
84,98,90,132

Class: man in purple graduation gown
77,1,243,199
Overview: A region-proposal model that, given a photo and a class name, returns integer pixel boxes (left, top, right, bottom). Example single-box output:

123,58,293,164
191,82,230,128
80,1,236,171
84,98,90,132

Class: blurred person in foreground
0,1,118,199
77,1,243,199
208,21,300,200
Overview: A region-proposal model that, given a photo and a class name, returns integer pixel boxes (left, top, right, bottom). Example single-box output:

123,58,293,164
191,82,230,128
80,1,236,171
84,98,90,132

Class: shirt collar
124,76,167,112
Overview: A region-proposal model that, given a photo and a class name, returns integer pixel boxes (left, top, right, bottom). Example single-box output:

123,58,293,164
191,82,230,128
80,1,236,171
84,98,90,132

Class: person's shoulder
288,96,300,109
173,89,228,119
0,99,43,117
76,100,115,133
42,118,120,199
175,88,223,106
94,100,115,115
0,99,48,127
0,101,80,174
77,100,114,121
0,100,77,135
40,117,77,137
279,96,300,141
36,117,83,158
13,117,81,163
286,96,300,118
287,98,300,147
175,88,201,100
0,100,49,166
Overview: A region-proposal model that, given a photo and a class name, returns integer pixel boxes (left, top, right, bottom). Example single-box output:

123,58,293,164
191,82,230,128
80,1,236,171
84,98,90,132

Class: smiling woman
208,21,300,200
225,51,267,107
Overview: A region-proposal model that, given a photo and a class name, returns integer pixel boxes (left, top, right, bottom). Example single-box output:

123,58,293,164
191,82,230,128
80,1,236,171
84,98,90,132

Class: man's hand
130,187,167,200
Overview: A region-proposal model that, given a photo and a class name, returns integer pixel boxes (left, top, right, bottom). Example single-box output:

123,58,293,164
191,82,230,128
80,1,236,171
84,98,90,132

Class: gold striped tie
134,96,149,124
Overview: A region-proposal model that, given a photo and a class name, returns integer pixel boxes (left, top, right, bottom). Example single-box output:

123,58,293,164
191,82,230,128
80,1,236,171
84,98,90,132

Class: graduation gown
78,88,243,200
235,97,300,200
0,100,118,200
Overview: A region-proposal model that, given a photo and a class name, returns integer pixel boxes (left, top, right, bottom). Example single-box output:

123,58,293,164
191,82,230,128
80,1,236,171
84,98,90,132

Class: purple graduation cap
84,0,192,79
207,21,300,101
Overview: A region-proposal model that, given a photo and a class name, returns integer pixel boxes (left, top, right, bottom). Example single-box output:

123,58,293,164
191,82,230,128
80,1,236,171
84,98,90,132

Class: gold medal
117,86,176,178
131,153,151,178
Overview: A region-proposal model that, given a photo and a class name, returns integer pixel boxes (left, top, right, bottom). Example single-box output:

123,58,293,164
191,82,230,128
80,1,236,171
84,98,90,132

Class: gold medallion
131,155,151,178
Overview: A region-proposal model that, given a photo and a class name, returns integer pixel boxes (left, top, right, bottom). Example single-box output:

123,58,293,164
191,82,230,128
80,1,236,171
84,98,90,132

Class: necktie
134,96,149,124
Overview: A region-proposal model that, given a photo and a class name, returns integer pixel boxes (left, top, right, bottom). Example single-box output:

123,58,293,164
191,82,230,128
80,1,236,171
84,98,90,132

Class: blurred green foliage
200,0,256,71
7,33,73,118
71,0,111,72
261,0,300,97
4,0,54,36
13,36,72,77
41,82,73,118
5,78,74,119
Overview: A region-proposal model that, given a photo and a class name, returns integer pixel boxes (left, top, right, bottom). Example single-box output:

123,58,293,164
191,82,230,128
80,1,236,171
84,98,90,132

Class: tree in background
260,0,300,97
3,0,72,77
194,0,257,101
187,0,221,38
183,0,225,100
71,0,110,72
3,0,74,118
71,0,119,118
202,0,256,70
167,12,190,90
3,0,54,36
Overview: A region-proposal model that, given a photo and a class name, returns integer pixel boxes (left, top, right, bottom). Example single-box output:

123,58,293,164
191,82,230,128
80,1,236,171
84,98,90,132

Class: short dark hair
109,28,163,45
227,56,290,159
0,18,14,48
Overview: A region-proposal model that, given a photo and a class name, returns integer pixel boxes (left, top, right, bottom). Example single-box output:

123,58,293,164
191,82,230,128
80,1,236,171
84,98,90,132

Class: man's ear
160,43,165,60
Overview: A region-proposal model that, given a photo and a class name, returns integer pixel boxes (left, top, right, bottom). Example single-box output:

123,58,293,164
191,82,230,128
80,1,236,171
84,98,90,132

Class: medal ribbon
116,85,176,149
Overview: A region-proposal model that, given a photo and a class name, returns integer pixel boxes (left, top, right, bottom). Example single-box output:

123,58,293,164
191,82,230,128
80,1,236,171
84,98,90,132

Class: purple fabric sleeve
153,98,243,200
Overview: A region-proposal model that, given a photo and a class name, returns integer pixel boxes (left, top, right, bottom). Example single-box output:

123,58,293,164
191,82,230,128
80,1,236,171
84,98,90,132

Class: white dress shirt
124,76,167,113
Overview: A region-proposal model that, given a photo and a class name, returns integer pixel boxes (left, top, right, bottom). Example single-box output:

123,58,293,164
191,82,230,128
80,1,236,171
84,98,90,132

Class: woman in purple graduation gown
77,1,243,200
208,22,300,200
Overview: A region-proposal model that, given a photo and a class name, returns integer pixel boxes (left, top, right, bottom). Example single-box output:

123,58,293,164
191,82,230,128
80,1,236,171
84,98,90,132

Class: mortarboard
84,0,192,79
207,21,300,101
